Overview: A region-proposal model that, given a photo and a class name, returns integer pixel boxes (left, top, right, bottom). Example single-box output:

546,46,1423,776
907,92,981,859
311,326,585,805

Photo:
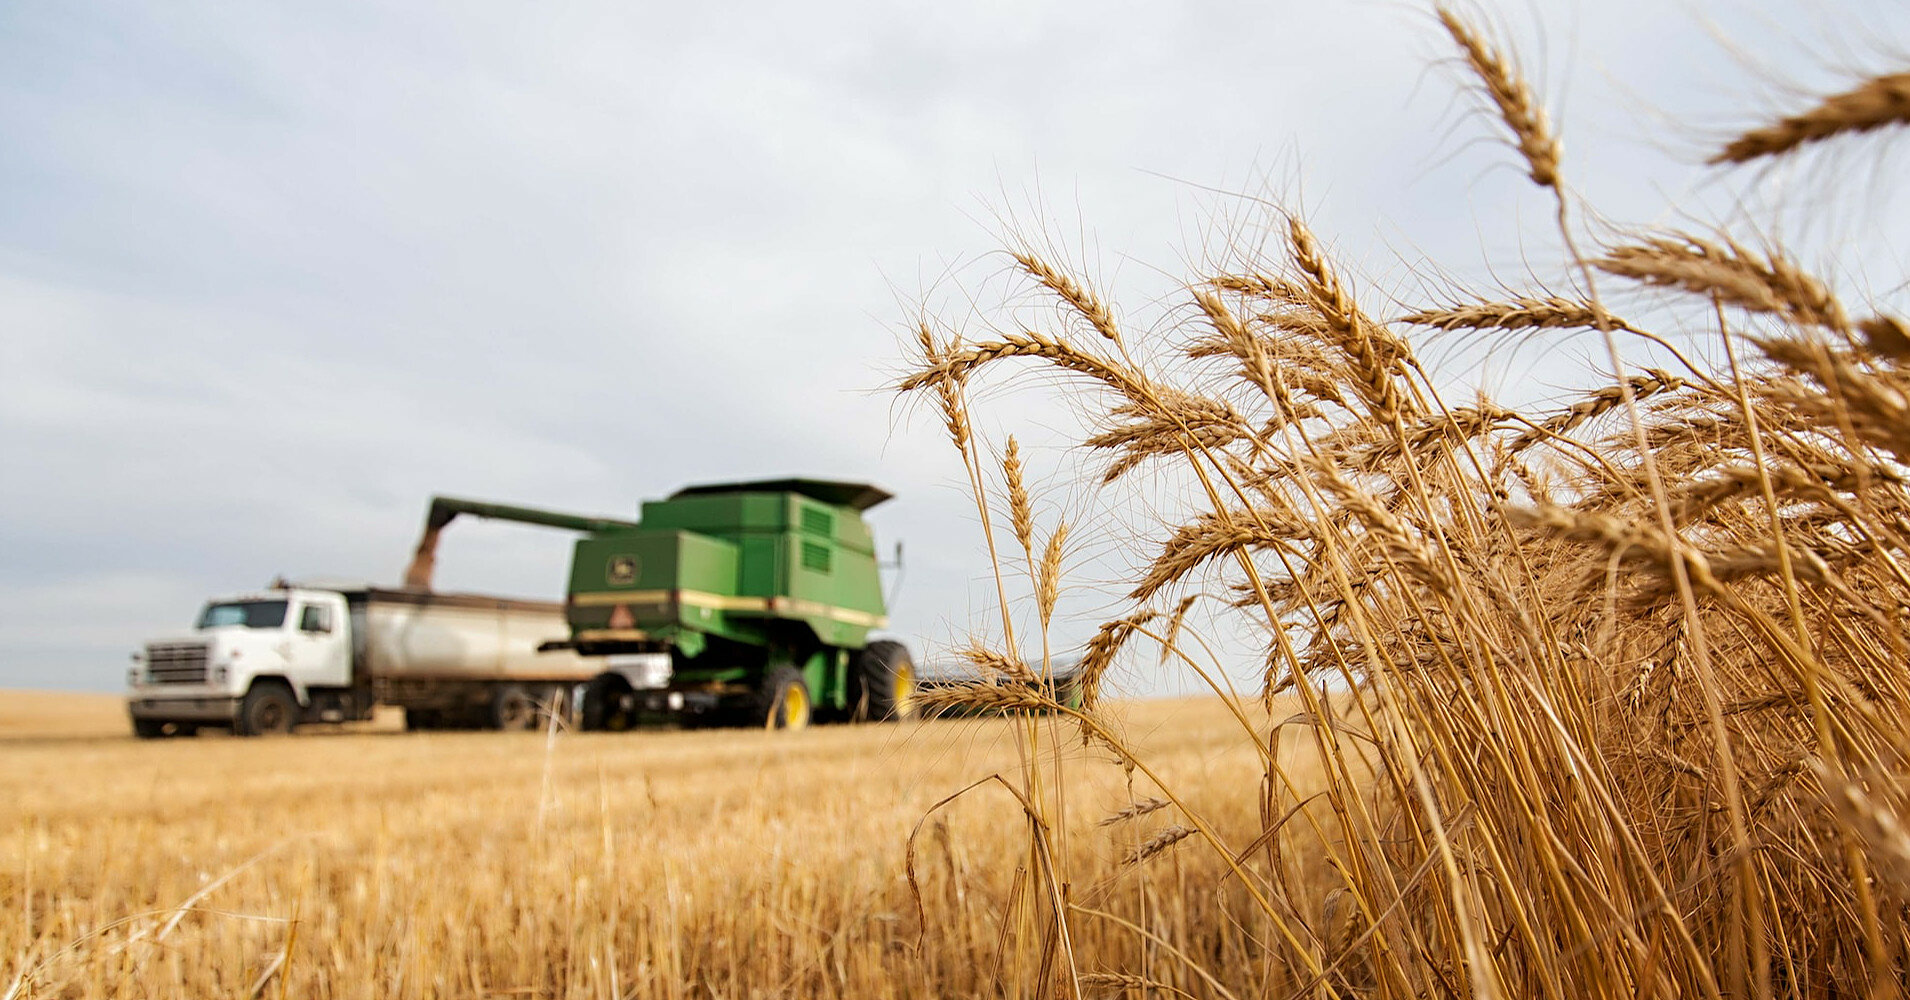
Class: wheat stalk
1510,369,1686,452
1038,523,1068,628
917,681,1055,715
1437,6,1561,189
915,322,973,453
1157,595,1199,668
1131,510,1310,604
1398,296,1629,333
1013,249,1122,344
1286,216,1413,422
899,329,1155,406
955,643,1037,684
1097,798,1169,828
1858,315,1910,361
1075,611,1157,712
1121,826,1194,866
1712,72,1910,164
1596,234,1849,332
1003,436,1035,556
1208,273,1307,302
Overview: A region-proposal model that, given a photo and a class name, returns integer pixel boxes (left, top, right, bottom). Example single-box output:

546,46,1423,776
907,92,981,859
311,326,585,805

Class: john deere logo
606,555,639,585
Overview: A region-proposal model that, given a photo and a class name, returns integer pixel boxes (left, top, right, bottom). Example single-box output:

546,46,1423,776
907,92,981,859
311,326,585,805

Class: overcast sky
4,0,1907,694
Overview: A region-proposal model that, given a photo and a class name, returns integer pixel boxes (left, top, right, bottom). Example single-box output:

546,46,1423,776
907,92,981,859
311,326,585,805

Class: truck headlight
212,665,228,684
127,666,142,686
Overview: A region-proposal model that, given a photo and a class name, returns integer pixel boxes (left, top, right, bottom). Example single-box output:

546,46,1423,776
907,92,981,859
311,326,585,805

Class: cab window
198,600,288,629
299,604,333,634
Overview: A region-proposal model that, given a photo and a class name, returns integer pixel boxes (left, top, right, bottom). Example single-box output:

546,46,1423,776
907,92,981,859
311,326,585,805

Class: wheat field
2,694,1327,999
13,6,1910,999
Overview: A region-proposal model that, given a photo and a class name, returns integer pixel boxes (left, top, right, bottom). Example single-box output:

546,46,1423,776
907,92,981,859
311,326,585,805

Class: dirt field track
2,691,1270,999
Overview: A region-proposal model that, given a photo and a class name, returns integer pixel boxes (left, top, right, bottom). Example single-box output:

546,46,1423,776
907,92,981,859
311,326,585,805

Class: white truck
127,584,668,737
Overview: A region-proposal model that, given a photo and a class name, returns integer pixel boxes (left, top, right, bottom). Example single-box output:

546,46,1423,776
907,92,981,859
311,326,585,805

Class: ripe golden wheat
900,6,1910,997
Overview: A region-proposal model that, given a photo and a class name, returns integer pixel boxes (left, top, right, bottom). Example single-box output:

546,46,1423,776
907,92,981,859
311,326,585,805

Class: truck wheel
756,665,812,731
404,708,440,731
491,685,537,731
236,682,299,736
582,675,634,732
854,640,917,722
132,718,169,739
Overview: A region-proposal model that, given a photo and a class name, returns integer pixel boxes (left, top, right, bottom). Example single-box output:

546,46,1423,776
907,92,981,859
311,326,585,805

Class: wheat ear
1712,73,1910,164
1596,234,1848,332
1437,6,1561,188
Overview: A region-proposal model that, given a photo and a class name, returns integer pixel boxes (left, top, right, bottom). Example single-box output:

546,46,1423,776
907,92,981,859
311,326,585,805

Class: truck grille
145,643,210,684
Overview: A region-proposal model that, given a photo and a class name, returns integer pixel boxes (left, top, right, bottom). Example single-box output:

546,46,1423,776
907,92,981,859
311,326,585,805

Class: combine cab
409,478,913,731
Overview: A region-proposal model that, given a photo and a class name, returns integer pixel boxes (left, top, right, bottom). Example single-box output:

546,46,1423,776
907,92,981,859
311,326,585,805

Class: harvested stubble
900,7,1910,998
0,690,133,741
2,698,1326,999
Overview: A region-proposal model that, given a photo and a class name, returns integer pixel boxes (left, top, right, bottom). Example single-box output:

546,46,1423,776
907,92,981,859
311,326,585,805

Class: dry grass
0,691,410,742
2,697,1340,999
0,691,147,741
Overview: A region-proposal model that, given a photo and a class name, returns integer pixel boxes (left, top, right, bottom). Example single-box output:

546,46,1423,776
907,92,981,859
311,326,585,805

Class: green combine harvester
403,478,914,731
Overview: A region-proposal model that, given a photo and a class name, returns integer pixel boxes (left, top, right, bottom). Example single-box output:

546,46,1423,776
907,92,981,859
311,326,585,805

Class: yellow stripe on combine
574,628,650,642
571,590,886,628
571,590,672,607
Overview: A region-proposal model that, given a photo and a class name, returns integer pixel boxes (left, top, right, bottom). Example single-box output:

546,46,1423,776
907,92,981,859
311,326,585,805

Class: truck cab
128,587,357,737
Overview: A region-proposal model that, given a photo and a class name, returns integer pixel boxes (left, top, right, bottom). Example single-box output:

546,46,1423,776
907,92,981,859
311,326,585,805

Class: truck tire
132,718,169,739
236,682,299,737
755,665,812,731
404,708,440,731
490,685,538,731
581,675,635,731
854,640,917,722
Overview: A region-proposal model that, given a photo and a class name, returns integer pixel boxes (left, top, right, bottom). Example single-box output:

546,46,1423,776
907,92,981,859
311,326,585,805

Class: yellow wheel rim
781,684,810,730
892,665,915,719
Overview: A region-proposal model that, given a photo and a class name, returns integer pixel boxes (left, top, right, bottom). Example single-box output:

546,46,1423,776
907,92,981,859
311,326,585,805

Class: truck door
291,597,353,689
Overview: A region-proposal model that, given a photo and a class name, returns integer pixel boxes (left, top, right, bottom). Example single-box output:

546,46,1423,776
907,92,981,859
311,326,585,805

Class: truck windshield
196,600,289,629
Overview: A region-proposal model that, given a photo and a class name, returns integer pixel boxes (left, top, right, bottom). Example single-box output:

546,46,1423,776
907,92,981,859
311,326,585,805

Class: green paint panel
737,535,779,597
568,530,736,595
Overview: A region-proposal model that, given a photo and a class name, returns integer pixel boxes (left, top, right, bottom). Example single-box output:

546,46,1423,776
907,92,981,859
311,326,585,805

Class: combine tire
236,682,298,737
490,685,538,731
755,665,812,731
854,640,916,721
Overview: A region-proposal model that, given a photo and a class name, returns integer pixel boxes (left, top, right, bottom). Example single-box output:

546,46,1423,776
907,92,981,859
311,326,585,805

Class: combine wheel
854,640,917,721
490,684,538,731
236,682,298,737
756,665,812,731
